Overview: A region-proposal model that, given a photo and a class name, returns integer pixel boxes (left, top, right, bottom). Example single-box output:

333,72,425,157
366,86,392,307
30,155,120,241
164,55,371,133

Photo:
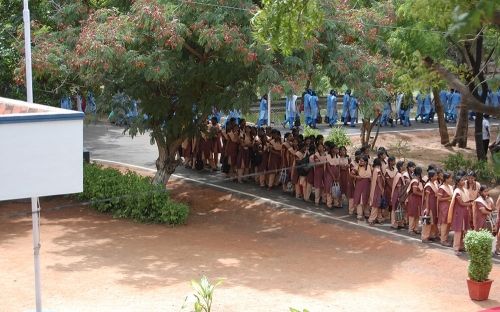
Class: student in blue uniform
488,89,500,108
439,90,448,115
225,109,241,127
448,90,461,123
86,92,97,114
495,88,500,108
423,93,432,123
283,94,297,129
395,93,403,125
303,89,312,127
415,92,424,122
445,89,454,122
342,89,351,125
402,92,413,127
60,96,71,110
257,94,268,127
381,97,393,127
310,91,319,128
349,95,358,127
397,93,405,125
326,90,338,126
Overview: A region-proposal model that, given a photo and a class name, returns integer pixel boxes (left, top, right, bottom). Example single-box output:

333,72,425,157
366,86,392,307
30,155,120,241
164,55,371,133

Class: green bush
303,125,321,137
472,160,499,184
464,230,493,282
443,153,473,172
443,153,499,184
326,126,351,147
79,163,189,225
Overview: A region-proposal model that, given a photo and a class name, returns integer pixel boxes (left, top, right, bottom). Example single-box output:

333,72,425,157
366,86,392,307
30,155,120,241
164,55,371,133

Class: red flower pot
467,279,493,301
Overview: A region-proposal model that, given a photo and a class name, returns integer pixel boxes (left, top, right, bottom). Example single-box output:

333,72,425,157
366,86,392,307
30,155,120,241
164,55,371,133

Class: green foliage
303,125,321,138
443,153,473,172
290,309,310,312
464,230,493,282
443,153,499,183
472,160,500,185
191,276,222,312
79,163,189,225
252,0,323,56
0,0,54,100
326,126,351,148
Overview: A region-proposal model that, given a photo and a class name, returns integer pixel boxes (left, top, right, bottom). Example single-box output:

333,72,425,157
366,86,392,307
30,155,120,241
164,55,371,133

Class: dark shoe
421,239,431,243
441,241,452,247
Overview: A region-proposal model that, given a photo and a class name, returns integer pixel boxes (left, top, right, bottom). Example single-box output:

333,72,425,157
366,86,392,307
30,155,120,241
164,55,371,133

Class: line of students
182,118,500,256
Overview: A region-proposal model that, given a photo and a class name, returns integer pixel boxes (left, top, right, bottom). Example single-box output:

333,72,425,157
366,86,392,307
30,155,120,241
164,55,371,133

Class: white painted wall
0,119,83,200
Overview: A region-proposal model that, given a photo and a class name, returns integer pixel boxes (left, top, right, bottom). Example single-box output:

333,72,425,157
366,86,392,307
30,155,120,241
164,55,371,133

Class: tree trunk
360,115,380,147
360,118,370,146
371,118,382,149
453,106,469,148
474,113,486,160
152,133,182,185
431,89,449,145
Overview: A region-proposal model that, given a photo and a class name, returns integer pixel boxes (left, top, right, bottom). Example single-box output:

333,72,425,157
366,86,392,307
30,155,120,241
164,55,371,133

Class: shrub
303,125,321,137
326,126,351,147
472,160,499,184
442,153,499,184
443,153,473,173
79,163,189,225
464,230,493,282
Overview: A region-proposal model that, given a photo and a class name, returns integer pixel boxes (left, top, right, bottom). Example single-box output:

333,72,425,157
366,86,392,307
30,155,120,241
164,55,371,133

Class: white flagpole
31,198,42,312
24,1,42,311
23,0,33,103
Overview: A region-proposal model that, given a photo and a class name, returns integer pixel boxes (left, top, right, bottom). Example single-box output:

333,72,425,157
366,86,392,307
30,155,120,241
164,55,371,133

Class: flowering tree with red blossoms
23,0,269,184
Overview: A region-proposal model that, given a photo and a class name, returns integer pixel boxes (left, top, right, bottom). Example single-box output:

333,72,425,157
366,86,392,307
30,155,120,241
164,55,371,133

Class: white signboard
0,97,84,201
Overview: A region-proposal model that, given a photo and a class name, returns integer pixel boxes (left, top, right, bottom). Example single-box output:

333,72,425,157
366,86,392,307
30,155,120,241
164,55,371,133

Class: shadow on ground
0,185,431,298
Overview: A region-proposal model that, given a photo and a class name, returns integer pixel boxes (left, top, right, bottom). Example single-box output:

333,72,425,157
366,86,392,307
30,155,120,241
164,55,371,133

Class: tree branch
183,42,205,61
473,29,483,76
423,56,500,117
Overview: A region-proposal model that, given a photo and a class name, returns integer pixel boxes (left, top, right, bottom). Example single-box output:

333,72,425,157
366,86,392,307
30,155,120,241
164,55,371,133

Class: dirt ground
1,179,500,312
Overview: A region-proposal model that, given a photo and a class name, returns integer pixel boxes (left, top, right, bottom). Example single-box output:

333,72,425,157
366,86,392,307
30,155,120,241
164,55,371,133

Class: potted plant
464,229,494,301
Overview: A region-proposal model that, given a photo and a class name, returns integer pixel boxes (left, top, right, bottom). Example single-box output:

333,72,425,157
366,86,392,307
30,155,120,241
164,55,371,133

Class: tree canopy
4,0,500,182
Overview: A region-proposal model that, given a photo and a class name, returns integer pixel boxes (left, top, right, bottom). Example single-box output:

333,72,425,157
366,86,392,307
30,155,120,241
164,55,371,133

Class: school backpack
294,116,301,127
297,156,311,176
221,156,230,173
195,158,204,170
316,111,322,124
250,149,263,167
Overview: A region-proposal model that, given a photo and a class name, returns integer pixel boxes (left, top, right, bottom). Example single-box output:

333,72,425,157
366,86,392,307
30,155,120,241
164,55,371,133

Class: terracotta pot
467,278,493,301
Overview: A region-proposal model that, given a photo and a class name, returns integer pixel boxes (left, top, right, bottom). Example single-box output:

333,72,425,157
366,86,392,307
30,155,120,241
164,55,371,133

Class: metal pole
267,91,271,126
31,197,42,312
23,0,33,103
24,1,40,310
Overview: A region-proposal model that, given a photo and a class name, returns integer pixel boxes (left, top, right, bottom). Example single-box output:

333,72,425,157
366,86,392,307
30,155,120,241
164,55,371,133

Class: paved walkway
83,122,500,262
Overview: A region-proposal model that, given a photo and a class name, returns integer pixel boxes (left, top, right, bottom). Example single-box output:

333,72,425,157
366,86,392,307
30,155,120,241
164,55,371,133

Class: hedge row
79,164,189,225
